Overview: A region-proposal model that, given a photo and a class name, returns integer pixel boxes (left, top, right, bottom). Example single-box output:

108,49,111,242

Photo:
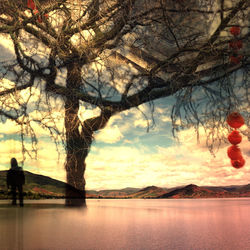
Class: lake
0,198,250,250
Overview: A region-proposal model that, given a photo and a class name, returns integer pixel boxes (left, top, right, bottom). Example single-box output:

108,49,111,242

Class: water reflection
0,199,249,250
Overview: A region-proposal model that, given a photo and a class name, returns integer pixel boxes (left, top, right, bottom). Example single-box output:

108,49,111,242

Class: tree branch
0,80,34,97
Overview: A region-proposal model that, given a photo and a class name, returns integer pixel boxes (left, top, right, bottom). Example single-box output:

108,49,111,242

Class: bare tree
0,0,249,205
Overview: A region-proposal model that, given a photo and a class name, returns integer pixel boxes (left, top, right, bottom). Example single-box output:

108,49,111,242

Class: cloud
0,113,63,139
0,138,66,182
84,126,250,190
26,142,66,181
0,119,23,135
123,139,133,144
83,108,249,190
134,119,148,128
78,106,100,122
0,139,25,166
94,125,123,143
0,34,15,62
161,116,172,122
0,77,248,190
0,120,248,191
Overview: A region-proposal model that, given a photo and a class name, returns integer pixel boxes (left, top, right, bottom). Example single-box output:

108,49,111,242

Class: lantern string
229,26,243,65
226,112,245,168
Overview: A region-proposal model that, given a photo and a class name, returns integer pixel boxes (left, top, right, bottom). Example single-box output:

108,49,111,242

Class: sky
0,23,249,191
0,96,249,191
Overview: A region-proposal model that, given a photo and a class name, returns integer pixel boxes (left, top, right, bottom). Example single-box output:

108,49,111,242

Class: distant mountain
94,187,141,198
1,170,250,199
158,184,250,199
89,184,250,199
233,184,250,194
158,184,216,198
127,186,167,198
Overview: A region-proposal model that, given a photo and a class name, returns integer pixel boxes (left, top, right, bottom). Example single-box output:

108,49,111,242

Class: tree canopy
0,0,249,204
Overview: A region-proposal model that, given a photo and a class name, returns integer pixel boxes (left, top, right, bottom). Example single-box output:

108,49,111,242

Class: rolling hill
90,187,141,198
0,170,67,199
158,184,250,199
1,170,250,199
127,186,167,198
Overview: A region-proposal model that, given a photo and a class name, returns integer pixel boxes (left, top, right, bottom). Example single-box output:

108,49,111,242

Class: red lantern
38,16,43,23
228,130,242,145
230,55,243,64
227,145,242,160
27,0,36,10
229,40,243,50
27,0,47,23
226,112,244,128
230,26,241,36
231,157,245,168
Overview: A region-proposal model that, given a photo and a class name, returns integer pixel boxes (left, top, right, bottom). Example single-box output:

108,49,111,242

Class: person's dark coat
7,166,25,188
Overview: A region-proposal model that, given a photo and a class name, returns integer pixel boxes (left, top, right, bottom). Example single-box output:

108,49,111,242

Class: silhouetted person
7,158,25,207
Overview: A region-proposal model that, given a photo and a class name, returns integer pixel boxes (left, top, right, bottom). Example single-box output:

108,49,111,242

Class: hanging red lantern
228,130,242,145
37,16,43,23
27,0,36,10
226,112,245,169
229,40,243,50
230,26,241,36
226,112,244,128
231,157,245,168
27,0,48,23
227,145,242,160
229,55,243,64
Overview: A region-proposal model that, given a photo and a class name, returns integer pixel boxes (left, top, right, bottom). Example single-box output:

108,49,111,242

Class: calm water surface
0,198,250,250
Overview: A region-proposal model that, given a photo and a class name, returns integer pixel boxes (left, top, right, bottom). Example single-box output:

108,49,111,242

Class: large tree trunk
64,63,114,206
64,63,86,206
